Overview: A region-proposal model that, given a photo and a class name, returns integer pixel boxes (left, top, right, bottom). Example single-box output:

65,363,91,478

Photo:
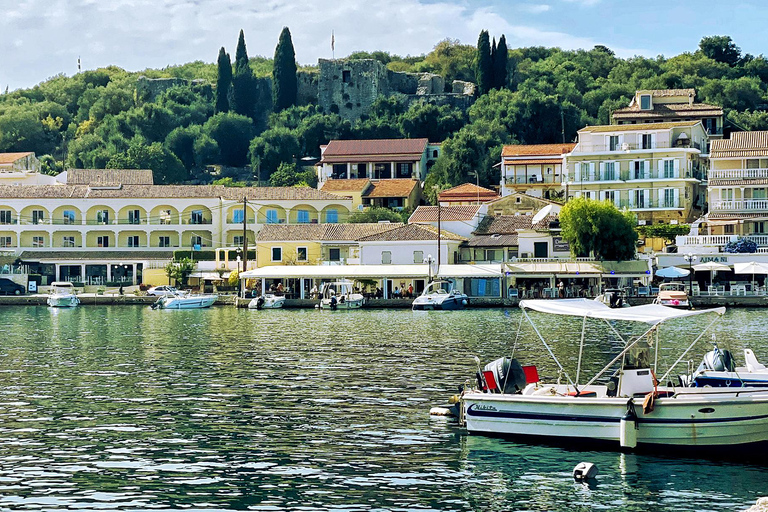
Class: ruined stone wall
136,76,209,101
318,59,390,120
297,70,318,105
318,59,475,121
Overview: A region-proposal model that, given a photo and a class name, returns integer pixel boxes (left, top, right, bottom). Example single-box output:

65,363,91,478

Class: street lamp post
684,252,697,295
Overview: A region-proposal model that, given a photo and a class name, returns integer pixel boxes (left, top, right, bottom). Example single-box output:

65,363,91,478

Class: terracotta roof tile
466,234,519,247
0,184,351,201
257,223,403,242
637,89,696,97
0,152,34,165
502,144,575,157
322,138,428,158
358,223,465,242
612,103,723,119
408,205,481,222
709,178,768,187
503,158,564,165
437,183,499,202
320,179,371,192
579,121,700,133
362,179,418,198
473,214,558,235
711,131,768,159
67,169,154,185
706,212,768,220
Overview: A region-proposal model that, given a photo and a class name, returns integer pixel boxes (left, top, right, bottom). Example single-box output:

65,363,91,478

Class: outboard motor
330,295,338,311
479,357,528,394
256,296,265,310
696,346,736,374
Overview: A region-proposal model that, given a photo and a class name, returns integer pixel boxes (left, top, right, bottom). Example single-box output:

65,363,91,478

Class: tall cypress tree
215,47,232,113
494,34,509,89
490,37,497,89
231,29,257,119
475,30,492,95
273,27,298,112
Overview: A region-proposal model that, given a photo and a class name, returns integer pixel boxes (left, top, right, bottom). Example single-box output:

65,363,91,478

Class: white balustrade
710,168,768,180
711,199,768,211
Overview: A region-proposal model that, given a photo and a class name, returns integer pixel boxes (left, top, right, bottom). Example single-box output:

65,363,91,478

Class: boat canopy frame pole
583,323,658,389
575,315,588,384
511,310,525,358
659,314,722,384
522,308,578,390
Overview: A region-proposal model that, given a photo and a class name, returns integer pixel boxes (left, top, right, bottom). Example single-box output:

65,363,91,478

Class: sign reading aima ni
553,236,570,253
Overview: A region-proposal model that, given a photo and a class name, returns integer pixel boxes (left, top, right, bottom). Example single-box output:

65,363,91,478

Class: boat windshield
424,281,453,295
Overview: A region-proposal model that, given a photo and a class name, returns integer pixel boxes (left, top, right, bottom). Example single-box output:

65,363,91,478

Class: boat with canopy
460,299,768,452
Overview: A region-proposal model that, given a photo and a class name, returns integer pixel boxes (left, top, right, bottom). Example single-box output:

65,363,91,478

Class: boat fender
573,462,598,481
462,299,468,306
620,399,638,449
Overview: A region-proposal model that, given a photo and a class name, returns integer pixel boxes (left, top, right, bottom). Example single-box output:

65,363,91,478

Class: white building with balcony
565,121,708,225
707,131,768,237
500,143,575,200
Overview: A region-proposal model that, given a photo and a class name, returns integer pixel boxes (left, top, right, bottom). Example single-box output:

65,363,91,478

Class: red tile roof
320,138,428,163
320,179,372,192
0,152,34,165
437,183,499,203
408,205,482,223
503,158,564,165
363,179,419,198
358,224,465,242
502,144,575,157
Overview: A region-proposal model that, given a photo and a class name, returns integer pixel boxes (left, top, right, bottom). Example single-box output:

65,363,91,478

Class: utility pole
437,200,441,278
242,196,248,297
561,108,565,144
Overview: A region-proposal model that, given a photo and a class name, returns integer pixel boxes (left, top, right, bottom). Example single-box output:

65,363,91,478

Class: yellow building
500,143,575,200
565,121,708,225
254,223,403,267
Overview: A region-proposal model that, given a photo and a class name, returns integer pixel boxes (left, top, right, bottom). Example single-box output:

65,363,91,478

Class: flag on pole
331,31,335,52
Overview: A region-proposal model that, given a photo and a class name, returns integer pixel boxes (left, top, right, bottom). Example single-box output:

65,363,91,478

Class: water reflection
0,306,764,510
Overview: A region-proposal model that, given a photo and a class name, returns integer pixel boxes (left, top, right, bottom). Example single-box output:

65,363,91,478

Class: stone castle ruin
137,58,475,123
314,59,475,121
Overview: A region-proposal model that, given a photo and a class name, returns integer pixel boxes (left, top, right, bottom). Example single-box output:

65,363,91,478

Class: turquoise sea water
0,306,765,511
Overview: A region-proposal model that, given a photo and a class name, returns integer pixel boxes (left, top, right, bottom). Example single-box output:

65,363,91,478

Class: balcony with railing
572,141,701,153
613,198,681,210
677,234,768,249
571,170,696,183
504,174,561,185
709,168,768,181
710,199,768,211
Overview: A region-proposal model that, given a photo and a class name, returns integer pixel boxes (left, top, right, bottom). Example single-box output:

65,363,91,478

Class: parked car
147,285,186,297
0,279,25,295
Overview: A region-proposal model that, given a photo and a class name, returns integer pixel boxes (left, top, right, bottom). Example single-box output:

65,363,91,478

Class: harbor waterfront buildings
500,143,574,200
0,166,353,285
565,121,708,225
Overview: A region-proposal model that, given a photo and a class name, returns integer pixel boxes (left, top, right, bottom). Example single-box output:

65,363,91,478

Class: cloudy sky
1,0,766,91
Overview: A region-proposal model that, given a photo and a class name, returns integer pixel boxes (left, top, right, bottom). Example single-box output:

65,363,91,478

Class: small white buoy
573,462,598,481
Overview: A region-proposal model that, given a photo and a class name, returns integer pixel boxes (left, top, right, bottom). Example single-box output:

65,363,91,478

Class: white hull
319,296,364,310
248,296,285,309
463,388,768,448
154,295,217,309
47,295,79,307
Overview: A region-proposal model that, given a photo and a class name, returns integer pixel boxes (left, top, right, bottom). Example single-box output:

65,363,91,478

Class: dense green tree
273,27,298,111
203,112,254,167
475,30,493,95
215,47,232,113
400,102,466,141
413,39,476,85
348,207,403,223
0,106,54,153
560,197,638,260
699,35,742,66
231,30,258,119
107,140,188,184
269,162,317,187
165,124,219,170
493,34,508,89
249,126,301,181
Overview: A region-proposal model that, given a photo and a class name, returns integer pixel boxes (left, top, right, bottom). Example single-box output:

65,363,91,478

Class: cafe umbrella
692,261,730,287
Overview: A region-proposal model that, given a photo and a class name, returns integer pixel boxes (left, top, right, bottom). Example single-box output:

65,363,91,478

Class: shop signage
553,236,570,252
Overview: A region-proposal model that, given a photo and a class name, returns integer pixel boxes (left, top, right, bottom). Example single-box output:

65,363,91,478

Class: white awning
189,272,227,280
506,262,604,276
240,264,431,280
519,298,725,325
437,264,503,278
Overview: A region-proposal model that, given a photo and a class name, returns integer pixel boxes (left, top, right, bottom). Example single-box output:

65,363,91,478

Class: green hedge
173,250,256,261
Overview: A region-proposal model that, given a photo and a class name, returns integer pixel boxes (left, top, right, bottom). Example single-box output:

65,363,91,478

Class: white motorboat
684,347,768,388
654,282,690,308
460,299,768,452
319,280,364,310
151,292,217,309
47,282,80,307
248,293,286,310
412,280,468,311
594,288,629,308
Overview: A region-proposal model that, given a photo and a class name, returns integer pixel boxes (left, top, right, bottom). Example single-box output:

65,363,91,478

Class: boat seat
482,370,499,392
744,349,766,372
522,365,539,384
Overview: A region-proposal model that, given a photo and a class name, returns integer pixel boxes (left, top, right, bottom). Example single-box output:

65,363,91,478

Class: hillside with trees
1,31,767,199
